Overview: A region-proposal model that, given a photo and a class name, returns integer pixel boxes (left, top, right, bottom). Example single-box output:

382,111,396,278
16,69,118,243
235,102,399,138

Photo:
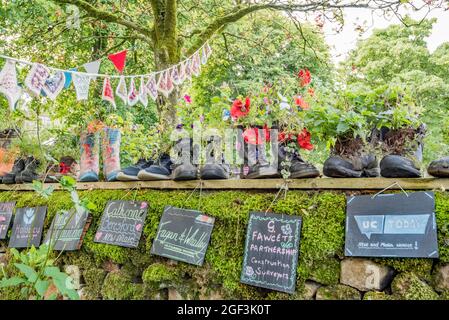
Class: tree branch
51,0,153,42
185,0,403,55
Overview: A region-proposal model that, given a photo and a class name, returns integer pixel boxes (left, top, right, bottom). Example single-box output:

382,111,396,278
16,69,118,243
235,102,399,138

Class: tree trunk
152,0,181,133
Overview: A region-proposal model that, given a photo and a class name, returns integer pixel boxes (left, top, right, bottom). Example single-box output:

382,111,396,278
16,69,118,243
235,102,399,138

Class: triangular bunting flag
178,62,186,83
102,77,115,108
157,70,174,98
128,78,139,107
204,42,212,58
0,60,22,110
201,46,208,65
116,76,128,104
184,59,192,81
64,68,76,89
108,50,127,73
171,66,181,85
146,74,158,101
191,52,201,76
139,76,148,107
25,63,50,96
83,60,101,80
72,73,91,101
42,71,65,100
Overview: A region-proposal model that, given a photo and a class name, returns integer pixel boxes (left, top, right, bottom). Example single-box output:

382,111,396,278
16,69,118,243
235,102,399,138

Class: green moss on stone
392,272,439,300
2,189,449,300
316,284,361,300
101,271,145,300
363,291,393,300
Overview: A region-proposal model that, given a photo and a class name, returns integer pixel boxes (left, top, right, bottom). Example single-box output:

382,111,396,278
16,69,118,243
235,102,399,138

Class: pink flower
184,95,192,103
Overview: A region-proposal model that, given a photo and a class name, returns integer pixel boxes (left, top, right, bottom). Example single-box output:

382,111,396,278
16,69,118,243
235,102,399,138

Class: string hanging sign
0,42,212,109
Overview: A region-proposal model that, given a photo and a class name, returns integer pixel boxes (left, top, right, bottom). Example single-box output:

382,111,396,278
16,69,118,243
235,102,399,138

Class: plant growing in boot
372,86,425,178
305,86,380,178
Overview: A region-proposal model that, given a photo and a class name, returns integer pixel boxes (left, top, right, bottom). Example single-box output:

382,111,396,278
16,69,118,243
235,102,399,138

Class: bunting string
0,41,213,109
0,41,211,79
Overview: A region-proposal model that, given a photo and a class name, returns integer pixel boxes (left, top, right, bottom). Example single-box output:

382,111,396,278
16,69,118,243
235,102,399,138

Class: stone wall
1,189,449,300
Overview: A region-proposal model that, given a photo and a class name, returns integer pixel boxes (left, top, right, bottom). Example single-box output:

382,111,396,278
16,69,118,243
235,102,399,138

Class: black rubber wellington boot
15,157,57,183
2,158,25,184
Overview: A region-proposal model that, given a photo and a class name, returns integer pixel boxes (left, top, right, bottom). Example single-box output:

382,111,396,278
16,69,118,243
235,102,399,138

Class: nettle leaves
0,245,79,300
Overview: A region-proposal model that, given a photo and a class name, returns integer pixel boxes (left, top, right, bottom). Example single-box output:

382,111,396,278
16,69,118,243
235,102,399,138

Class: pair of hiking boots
117,138,230,181
0,156,79,184
243,143,320,179
323,126,425,178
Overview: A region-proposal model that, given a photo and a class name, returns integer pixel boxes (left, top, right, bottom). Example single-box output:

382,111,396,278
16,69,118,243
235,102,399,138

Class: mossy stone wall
1,189,449,300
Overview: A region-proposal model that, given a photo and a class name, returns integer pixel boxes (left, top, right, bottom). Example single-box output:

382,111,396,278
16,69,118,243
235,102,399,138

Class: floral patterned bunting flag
139,76,148,107
102,77,115,108
116,76,128,105
171,66,181,85
191,52,201,76
72,73,91,101
42,71,65,100
146,74,158,101
128,77,139,106
0,60,22,109
25,63,50,96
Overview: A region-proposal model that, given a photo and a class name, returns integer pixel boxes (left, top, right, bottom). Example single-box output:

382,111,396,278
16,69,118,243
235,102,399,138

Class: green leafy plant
0,245,79,300
0,176,95,300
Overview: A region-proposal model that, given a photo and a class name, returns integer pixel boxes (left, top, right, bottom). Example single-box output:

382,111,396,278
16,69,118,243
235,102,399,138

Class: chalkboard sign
151,206,215,266
8,206,47,248
240,212,302,294
94,200,148,248
345,191,438,258
0,202,15,239
43,209,91,251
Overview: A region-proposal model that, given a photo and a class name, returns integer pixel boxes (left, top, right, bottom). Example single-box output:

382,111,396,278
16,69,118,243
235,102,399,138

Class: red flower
230,97,250,120
59,162,70,174
242,125,270,145
278,132,294,143
295,96,309,110
297,128,314,150
298,69,311,87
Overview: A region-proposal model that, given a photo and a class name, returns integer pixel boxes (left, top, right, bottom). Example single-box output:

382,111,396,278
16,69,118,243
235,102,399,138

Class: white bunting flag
139,76,148,107
72,73,91,100
0,60,22,109
116,76,128,105
42,72,65,100
83,60,101,81
25,63,50,96
128,78,139,106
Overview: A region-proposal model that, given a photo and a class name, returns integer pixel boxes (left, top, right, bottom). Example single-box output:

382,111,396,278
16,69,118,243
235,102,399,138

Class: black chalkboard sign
151,206,215,266
345,191,438,258
43,209,91,251
94,200,148,248
8,206,47,248
0,202,15,239
240,212,302,294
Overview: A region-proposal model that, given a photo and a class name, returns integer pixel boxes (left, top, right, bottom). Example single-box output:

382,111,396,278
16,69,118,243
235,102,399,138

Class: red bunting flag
108,50,127,73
